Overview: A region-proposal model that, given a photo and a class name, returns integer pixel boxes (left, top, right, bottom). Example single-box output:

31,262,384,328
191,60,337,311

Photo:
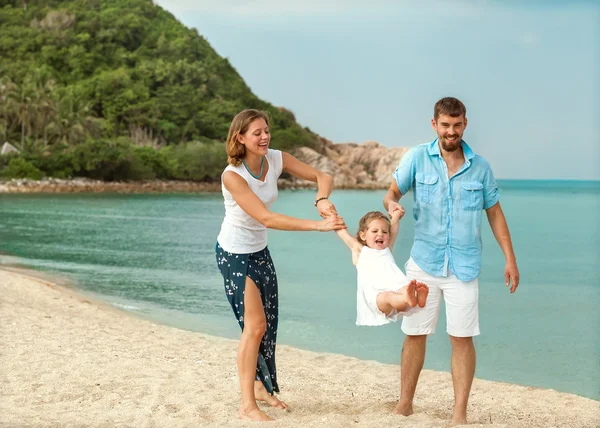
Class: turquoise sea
1,181,599,400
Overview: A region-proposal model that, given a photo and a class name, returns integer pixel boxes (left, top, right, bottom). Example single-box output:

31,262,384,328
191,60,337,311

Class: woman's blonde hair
356,211,391,245
226,109,270,166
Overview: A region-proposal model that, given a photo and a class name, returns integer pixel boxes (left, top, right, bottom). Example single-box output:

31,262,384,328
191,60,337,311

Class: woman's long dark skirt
215,242,279,394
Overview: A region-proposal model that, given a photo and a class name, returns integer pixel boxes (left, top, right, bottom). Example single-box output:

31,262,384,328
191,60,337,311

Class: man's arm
383,179,404,217
384,147,415,216
486,202,520,293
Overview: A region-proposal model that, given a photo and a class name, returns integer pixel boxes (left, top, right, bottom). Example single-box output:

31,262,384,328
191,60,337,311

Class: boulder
290,139,409,189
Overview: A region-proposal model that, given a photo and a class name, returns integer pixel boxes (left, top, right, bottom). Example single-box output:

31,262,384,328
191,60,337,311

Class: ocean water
1,181,599,400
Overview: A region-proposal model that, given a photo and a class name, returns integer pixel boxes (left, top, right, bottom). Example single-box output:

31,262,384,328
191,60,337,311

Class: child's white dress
355,246,414,326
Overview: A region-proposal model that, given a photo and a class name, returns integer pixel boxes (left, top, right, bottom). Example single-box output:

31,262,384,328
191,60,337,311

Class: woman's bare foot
416,282,429,308
239,406,274,421
254,381,289,409
405,279,418,307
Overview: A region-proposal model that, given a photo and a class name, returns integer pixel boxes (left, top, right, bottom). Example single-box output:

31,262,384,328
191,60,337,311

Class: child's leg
415,282,429,308
376,280,418,314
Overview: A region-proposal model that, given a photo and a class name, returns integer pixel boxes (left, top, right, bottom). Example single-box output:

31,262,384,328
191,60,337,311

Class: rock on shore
0,178,221,193
285,138,408,189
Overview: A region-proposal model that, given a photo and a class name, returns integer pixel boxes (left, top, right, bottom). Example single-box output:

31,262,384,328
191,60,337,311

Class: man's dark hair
434,97,467,120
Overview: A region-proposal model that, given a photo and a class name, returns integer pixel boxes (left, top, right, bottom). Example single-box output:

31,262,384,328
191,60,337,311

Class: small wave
111,303,142,311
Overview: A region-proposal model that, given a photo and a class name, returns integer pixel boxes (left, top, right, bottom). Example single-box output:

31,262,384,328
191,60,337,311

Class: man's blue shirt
393,139,499,281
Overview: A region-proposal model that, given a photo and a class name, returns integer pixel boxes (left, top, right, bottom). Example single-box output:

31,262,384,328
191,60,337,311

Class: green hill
0,0,318,181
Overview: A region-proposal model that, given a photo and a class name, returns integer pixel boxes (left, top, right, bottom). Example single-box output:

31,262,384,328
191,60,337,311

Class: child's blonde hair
356,211,391,245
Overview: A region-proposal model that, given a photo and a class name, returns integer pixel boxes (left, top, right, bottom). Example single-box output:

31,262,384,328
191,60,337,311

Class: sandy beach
1,269,598,428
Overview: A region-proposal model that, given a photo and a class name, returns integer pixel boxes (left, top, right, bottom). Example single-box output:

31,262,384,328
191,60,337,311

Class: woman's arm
223,171,345,231
282,152,337,218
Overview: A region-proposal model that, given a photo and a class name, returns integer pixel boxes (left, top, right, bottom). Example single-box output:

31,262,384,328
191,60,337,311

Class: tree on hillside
0,0,321,181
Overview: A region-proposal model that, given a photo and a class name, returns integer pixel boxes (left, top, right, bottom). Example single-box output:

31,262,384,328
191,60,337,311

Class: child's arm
388,207,405,250
335,228,363,265
335,228,362,252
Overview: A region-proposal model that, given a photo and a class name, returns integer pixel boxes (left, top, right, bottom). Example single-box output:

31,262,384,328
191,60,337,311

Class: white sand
1,269,598,428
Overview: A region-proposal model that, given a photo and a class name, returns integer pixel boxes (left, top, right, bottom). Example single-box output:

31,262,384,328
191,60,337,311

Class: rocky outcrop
281,138,408,189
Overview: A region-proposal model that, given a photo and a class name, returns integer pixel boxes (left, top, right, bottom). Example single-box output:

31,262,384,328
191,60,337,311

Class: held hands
316,215,346,232
316,198,338,219
391,207,405,221
504,259,520,293
314,197,345,231
387,202,405,219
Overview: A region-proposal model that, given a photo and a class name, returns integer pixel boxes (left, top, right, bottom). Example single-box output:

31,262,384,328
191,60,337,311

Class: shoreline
0,178,391,194
0,178,223,194
1,178,597,195
1,267,598,427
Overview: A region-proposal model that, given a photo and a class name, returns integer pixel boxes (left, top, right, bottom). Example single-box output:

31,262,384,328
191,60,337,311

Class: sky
154,0,599,180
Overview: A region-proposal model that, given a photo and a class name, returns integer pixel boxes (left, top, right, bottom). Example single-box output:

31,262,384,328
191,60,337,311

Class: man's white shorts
401,258,480,337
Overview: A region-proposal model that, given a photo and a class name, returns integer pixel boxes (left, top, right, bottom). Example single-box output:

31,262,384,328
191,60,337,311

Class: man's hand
387,201,405,219
504,260,520,293
316,199,338,218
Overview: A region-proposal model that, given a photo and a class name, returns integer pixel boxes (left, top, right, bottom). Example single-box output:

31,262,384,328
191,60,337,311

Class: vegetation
0,0,318,181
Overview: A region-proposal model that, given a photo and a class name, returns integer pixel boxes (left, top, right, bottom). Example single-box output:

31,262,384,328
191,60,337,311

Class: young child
335,209,429,326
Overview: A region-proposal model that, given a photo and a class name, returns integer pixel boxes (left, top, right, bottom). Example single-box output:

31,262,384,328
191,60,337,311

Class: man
383,97,520,426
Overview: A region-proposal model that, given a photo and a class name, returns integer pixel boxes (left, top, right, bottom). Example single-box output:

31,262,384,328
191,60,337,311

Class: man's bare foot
448,416,467,427
393,402,413,416
416,282,429,308
405,280,418,307
254,381,289,409
239,406,274,421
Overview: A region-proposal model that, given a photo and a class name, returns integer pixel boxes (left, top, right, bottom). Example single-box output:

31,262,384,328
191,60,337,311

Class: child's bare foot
405,279,418,307
239,406,274,421
416,282,429,308
254,381,289,409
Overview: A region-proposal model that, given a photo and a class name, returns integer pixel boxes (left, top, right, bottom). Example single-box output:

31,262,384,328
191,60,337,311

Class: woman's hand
316,199,338,218
316,215,346,232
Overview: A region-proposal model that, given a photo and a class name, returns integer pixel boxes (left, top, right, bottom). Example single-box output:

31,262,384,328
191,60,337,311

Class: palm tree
16,81,36,150
29,73,58,146
48,89,97,145
0,77,18,143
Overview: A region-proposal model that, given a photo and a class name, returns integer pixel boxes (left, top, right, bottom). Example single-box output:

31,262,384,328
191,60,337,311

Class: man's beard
439,135,461,152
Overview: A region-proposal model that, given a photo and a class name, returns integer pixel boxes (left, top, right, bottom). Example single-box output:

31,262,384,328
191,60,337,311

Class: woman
215,109,345,421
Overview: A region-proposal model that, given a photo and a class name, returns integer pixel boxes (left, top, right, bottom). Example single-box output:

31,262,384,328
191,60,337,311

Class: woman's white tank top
216,149,283,254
